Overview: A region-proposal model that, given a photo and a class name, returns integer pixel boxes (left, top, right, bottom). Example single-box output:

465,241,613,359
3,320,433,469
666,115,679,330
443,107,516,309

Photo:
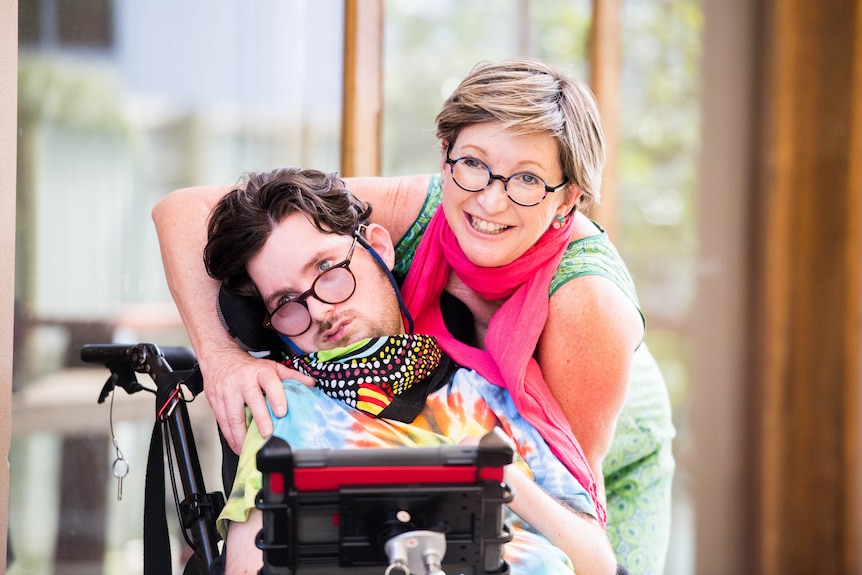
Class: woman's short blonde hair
435,58,605,210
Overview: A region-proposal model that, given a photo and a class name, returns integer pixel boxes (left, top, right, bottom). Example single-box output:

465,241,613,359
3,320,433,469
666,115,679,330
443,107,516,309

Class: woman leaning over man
152,58,675,575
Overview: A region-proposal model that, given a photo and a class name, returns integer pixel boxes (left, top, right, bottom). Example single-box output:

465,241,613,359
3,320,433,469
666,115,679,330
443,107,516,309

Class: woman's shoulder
551,214,642,312
393,174,443,280
346,174,432,243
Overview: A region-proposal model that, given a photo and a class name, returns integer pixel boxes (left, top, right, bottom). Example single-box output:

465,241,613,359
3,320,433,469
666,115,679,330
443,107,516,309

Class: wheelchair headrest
217,286,285,354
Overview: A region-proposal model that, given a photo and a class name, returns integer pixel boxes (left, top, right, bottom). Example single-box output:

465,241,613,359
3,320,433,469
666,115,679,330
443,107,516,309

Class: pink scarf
401,208,605,525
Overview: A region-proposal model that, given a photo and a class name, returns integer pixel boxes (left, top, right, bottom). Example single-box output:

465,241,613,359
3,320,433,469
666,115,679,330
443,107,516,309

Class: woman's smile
468,213,510,235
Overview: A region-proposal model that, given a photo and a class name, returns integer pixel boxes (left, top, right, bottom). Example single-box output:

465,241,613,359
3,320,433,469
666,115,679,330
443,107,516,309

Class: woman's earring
551,215,566,230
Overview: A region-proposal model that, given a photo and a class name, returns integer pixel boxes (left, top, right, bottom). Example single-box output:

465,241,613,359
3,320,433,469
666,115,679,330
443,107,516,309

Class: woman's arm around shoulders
538,273,643,498
345,174,431,243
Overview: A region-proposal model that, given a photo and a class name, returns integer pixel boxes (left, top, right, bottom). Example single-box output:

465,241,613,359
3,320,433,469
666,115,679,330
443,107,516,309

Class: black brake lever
96,363,148,404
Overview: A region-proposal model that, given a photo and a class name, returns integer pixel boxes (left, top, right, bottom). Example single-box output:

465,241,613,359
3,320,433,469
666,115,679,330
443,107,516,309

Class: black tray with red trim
255,428,514,575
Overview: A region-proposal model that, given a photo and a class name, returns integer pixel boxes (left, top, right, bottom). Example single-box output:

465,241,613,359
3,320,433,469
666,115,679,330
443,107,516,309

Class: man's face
248,212,404,353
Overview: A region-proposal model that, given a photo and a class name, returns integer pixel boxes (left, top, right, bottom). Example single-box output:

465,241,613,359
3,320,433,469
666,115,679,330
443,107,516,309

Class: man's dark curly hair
204,167,372,299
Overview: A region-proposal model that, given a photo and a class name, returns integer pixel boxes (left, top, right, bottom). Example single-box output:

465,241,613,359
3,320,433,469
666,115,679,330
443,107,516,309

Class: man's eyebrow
261,246,334,309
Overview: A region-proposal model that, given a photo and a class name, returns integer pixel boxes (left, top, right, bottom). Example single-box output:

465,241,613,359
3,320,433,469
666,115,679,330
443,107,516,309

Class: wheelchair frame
82,342,224,575
81,342,518,575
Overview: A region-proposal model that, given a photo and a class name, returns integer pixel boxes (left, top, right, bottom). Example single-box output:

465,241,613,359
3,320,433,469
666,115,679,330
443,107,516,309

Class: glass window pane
618,1,702,568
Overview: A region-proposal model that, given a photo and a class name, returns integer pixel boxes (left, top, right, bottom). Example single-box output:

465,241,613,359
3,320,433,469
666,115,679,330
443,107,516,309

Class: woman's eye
518,173,540,186
318,259,334,272
462,157,486,170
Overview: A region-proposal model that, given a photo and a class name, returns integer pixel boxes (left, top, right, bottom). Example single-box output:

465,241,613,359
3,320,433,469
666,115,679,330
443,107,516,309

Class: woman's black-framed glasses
263,236,358,337
445,146,568,207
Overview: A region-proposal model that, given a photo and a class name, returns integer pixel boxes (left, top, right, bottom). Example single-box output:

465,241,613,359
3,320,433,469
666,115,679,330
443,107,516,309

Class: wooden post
752,0,862,573
588,0,620,241
341,0,383,178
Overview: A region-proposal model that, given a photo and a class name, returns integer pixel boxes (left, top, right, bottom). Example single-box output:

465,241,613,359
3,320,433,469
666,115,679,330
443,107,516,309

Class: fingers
278,362,315,387
243,375,274,438
259,365,288,419
201,352,264,453
219,379,251,454
223,406,249,455
258,362,315,421
205,378,246,455
216,359,283,442
201,352,318,451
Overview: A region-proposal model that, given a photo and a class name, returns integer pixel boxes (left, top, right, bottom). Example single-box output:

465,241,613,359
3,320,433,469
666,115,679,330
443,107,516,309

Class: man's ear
364,223,396,270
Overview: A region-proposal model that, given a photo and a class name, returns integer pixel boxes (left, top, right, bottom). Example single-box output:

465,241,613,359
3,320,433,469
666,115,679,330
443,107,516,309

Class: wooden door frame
1,0,18,568
340,0,383,177
751,0,862,573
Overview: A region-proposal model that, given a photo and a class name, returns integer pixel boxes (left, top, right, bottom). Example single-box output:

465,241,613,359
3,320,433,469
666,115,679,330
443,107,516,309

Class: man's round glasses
445,147,568,207
263,236,358,337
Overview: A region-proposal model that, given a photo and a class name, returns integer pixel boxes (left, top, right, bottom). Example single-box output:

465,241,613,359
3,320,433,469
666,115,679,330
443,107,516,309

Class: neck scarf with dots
283,334,455,423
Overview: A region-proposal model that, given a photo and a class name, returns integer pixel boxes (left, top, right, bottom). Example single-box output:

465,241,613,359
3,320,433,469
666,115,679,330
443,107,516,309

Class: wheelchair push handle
81,343,201,403
81,343,197,371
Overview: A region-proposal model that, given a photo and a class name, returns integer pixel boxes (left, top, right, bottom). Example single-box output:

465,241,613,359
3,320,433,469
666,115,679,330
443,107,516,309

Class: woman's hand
201,348,314,454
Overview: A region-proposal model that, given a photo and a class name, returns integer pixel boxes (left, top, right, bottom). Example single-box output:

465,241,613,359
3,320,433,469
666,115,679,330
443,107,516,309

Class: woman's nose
476,179,510,214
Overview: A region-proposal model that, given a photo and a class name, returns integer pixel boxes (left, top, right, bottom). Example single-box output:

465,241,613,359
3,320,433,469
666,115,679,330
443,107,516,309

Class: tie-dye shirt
218,368,597,574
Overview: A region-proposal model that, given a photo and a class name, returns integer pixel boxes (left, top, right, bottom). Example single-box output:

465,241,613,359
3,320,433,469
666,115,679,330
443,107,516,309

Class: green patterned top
393,173,675,575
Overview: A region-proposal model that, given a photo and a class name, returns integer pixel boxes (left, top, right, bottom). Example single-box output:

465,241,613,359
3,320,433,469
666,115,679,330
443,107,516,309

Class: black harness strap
144,419,172,575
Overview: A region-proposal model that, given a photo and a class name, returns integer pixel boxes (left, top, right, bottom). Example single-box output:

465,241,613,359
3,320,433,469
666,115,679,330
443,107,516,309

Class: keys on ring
112,438,129,501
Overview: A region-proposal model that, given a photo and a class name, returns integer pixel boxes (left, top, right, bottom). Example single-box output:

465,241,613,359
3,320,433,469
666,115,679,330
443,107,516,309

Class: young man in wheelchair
203,167,618,575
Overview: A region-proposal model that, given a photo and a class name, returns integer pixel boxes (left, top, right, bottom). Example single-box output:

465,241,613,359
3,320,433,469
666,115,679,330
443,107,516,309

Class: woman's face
440,122,575,268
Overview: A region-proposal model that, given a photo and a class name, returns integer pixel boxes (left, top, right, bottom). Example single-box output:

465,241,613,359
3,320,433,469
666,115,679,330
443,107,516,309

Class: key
112,457,129,501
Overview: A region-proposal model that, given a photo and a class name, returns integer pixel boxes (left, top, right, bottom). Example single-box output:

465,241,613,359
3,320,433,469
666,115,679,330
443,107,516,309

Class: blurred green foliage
618,0,703,416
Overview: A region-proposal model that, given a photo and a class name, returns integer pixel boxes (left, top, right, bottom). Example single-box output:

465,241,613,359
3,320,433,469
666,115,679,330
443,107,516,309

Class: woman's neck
444,273,504,350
